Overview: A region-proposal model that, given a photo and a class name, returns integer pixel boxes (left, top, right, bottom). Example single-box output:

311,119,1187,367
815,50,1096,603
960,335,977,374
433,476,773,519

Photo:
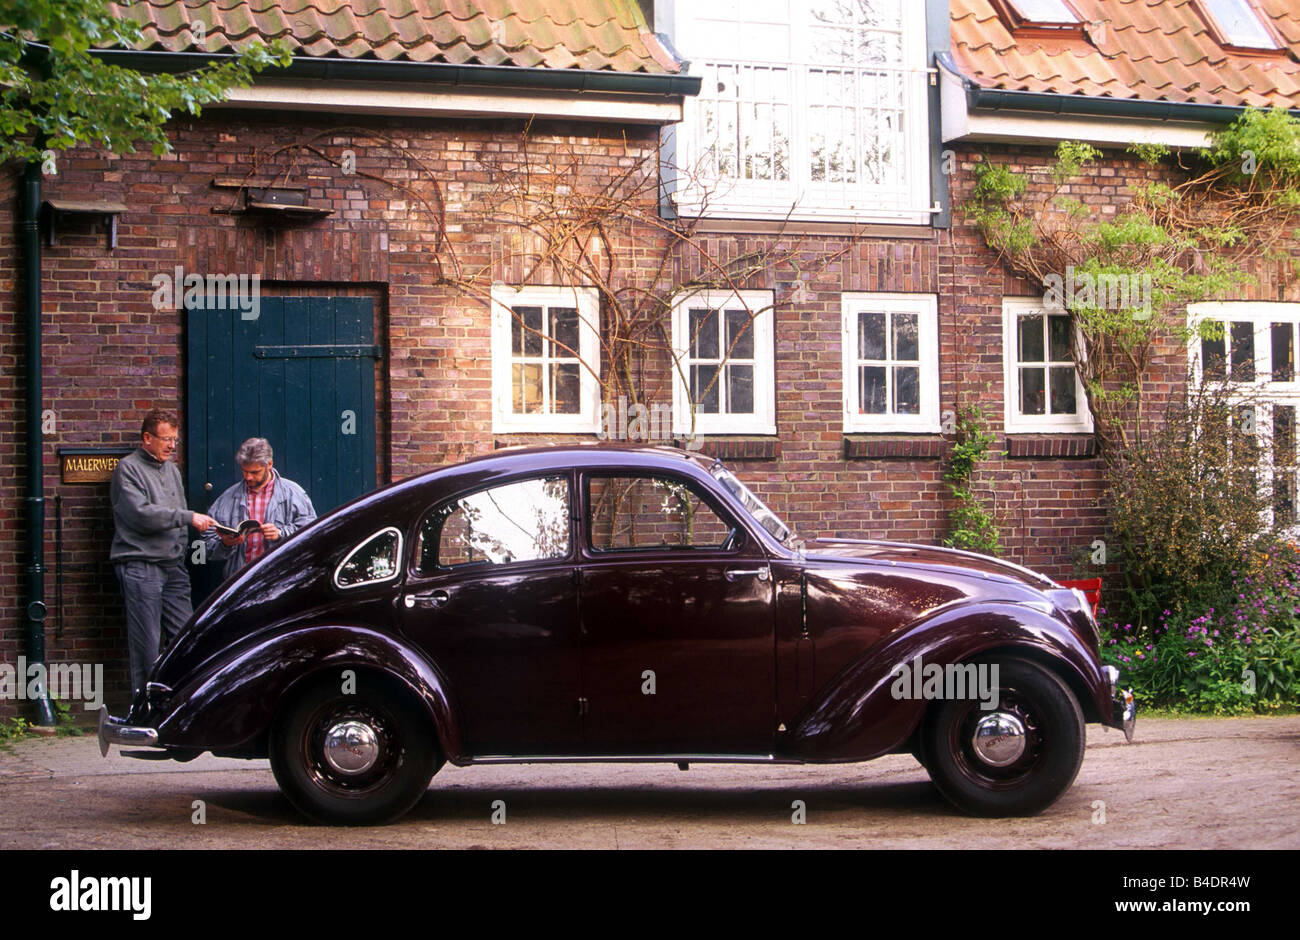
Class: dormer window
993,0,1084,34
1006,0,1078,25
1196,0,1280,51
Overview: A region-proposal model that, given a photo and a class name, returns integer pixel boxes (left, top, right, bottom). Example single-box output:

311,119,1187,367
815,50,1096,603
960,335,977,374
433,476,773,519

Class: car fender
153,624,463,761
782,601,1109,762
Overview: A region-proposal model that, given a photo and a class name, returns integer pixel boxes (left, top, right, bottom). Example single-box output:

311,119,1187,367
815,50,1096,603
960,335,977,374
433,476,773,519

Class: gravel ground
1,716,1296,849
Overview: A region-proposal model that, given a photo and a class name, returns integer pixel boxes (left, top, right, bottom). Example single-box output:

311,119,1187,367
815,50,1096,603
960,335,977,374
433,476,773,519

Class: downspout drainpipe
22,158,55,727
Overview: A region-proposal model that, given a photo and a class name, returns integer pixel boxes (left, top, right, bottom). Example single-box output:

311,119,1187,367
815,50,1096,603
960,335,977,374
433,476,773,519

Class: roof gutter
85,46,702,98
937,51,1300,124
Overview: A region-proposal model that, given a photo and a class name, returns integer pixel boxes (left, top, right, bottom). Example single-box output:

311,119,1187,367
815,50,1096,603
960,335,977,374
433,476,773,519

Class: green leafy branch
1,0,291,163
943,406,1004,557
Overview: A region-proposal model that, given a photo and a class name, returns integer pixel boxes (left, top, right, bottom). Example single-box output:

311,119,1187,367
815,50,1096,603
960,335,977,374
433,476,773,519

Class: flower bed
1101,543,1300,714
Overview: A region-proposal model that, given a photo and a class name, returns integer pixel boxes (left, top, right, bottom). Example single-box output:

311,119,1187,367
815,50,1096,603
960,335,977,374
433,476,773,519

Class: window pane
1048,315,1072,361
727,364,755,413
1202,330,1227,379
859,365,887,413
1020,367,1046,415
859,311,886,360
1275,405,1296,467
726,309,755,359
1275,405,1296,524
1205,0,1276,48
513,363,543,414
1272,323,1294,382
1009,0,1078,22
588,476,733,552
691,364,722,413
549,307,579,357
1018,314,1045,363
336,530,400,587
1049,366,1077,415
435,477,570,568
894,366,920,415
512,306,543,356
892,313,919,361
690,308,719,359
1230,321,1256,381
551,363,580,414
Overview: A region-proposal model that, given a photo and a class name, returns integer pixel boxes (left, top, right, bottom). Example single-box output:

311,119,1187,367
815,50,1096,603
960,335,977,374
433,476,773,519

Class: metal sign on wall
58,448,132,484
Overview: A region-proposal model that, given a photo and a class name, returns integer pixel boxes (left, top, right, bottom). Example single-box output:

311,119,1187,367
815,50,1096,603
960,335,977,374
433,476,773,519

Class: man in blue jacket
202,437,318,580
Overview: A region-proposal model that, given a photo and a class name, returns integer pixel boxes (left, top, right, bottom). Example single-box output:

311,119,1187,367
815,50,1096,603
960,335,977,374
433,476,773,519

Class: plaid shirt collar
243,469,277,563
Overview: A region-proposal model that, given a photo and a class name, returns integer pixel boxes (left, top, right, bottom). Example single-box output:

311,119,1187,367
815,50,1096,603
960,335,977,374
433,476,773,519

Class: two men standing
110,410,317,694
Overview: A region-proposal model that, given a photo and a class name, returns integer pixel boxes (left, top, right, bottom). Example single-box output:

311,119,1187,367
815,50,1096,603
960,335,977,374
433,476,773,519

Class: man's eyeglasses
147,434,179,444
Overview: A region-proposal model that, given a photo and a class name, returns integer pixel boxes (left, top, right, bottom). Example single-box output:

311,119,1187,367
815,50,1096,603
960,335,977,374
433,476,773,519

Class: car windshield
709,463,792,543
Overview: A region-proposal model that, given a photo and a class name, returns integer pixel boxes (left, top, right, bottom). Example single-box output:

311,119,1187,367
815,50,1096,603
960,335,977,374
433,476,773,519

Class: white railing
675,60,935,223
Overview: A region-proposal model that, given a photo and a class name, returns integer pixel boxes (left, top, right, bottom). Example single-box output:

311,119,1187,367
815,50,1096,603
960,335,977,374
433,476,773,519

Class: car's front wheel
269,675,441,825
921,658,1085,817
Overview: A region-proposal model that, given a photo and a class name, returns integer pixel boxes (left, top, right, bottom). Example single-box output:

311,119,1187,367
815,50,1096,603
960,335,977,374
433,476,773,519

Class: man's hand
261,523,282,541
219,533,245,547
192,513,216,532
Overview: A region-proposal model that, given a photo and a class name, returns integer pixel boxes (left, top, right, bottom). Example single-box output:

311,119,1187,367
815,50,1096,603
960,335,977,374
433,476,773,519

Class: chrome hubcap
971,711,1027,767
322,720,380,775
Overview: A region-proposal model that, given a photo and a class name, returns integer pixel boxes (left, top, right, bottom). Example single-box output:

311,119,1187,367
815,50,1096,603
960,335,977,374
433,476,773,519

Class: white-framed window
668,0,933,224
671,289,776,436
841,293,940,433
1189,302,1300,530
491,285,601,434
1002,297,1093,434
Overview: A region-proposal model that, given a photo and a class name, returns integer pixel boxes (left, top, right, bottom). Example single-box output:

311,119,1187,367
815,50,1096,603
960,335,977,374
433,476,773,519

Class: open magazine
212,519,262,538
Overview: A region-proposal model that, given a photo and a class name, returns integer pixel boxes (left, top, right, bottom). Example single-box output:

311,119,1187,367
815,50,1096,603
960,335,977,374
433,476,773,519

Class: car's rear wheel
921,658,1085,817
269,675,441,825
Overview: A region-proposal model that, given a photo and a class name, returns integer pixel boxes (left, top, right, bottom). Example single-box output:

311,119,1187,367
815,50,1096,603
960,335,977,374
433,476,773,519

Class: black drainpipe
22,158,55,727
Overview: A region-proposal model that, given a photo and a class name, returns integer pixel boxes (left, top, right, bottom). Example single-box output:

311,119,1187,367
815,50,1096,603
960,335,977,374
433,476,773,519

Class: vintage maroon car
100,444,1135,824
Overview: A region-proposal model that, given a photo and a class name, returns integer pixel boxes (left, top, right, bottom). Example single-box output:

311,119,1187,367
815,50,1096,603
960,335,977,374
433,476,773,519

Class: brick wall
2,110,1297,718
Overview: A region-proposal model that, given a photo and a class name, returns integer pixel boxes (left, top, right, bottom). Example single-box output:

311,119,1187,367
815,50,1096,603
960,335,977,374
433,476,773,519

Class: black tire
921,657,1085,817
269,674,441,825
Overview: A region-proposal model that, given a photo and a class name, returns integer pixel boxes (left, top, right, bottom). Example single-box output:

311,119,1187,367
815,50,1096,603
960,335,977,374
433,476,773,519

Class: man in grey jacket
110,409,216,694
202,438,317,580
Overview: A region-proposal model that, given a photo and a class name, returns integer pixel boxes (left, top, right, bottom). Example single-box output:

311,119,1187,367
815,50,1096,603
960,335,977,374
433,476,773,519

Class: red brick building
4,0,1300,715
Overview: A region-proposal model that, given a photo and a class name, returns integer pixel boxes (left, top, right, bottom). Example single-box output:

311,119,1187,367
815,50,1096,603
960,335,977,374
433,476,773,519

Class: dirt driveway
1,716,1296,849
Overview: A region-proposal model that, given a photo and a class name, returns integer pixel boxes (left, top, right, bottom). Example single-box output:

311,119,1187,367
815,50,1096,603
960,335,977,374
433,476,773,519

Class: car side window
587,474,736,552
335,527,403,589
416,475,571,572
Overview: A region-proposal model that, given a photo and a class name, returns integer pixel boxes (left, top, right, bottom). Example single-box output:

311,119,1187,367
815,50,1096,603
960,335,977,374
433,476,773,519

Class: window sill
681,218,937,239
843,436,945,461
1006,434,1096,459
675,437,780,461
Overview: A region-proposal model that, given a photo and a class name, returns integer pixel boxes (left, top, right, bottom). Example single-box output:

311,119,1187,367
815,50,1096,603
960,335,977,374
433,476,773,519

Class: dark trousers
115,560,193,693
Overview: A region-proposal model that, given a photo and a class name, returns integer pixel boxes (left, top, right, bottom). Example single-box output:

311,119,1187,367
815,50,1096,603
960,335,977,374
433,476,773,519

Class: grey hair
235,437,273,466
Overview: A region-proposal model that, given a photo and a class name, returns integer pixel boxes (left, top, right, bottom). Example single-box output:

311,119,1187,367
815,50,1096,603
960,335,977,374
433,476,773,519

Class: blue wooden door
185,295,379,596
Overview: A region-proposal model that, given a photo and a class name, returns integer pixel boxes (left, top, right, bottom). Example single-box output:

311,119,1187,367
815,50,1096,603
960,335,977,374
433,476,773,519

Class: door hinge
571,567,582,586
576,697,589,716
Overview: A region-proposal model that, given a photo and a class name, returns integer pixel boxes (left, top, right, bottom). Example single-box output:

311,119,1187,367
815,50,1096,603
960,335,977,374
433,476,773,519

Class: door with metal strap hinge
185,295,380,601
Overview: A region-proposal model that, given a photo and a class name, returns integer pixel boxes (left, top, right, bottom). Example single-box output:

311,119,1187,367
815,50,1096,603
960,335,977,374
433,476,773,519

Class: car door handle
404,590,451,609
725,567,770,582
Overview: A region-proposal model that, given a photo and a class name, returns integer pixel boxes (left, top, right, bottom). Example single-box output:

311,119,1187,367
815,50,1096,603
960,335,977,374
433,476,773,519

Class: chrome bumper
1101,665,1137,742
97,705,160,756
